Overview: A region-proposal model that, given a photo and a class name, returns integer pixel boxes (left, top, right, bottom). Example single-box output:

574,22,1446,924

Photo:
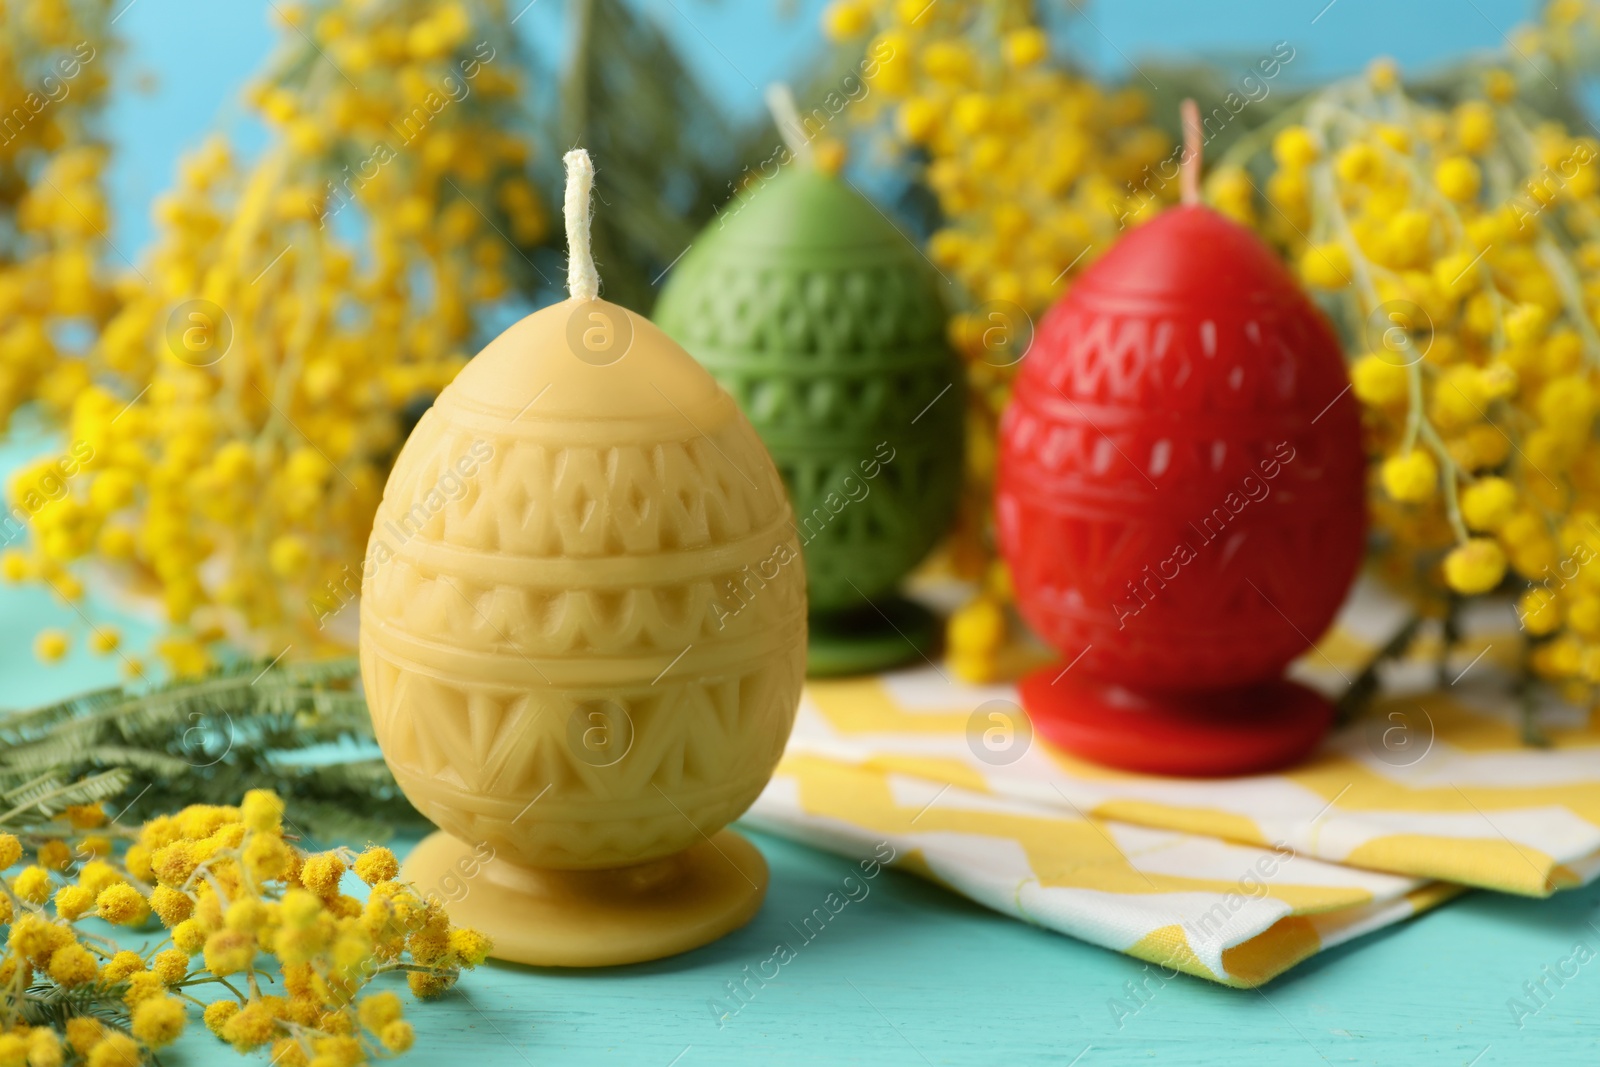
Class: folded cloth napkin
778,664,1600,897
745,753,1457,986
744,584,1599,982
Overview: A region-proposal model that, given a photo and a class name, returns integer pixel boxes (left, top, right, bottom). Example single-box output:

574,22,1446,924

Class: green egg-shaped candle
656,157,963,676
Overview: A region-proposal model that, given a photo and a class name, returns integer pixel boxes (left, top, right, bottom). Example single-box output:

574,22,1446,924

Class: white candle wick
764,84,814,166
564,148,600,302
1180,98,1202,207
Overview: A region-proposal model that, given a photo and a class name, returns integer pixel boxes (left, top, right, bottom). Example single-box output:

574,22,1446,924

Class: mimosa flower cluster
2,0,547,676
1234,29,1600,695
0,1,114,433
2,792,487,1066
820,0,1173,681
827,0,1600,698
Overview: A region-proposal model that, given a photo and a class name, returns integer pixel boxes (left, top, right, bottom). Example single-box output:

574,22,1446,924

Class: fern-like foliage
0,660,420,844
15,979,134,1031
1,770,131,824
560,0,746,312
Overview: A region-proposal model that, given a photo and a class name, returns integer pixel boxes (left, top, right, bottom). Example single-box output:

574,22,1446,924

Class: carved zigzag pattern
361,393,808,869
365,563,803,655
379,409,788,559
785,445,960,609
1000,403,1350,493
363,642,804,867
996,491,1363,690
717,362,953,435
665,263,945,359
1034,302,1333,410
654,250,964,612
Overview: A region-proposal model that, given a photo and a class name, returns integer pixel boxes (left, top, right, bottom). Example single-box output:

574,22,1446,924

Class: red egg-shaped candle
997,145,1365,777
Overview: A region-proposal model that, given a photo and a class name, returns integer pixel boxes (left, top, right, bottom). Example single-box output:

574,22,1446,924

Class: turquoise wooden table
299,831,1600,1067
3,419,1596,1064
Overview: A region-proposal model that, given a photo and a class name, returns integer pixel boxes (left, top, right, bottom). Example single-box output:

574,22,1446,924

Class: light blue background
9,2,1600,1064
105,0,1548,251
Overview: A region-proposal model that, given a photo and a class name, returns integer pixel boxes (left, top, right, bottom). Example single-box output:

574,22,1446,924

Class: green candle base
806,597,939,678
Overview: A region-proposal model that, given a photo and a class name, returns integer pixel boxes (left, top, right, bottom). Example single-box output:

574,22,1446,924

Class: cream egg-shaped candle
359,150,806,967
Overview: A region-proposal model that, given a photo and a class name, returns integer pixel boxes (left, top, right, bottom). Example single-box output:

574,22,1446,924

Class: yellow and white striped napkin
746,754,1456,987
745,583,1600,984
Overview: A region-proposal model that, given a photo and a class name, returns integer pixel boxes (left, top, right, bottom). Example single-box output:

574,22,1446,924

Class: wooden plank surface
2,418,1597,1064
210,829,1598,1067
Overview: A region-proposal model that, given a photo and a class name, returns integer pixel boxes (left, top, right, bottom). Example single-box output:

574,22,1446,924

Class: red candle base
1018,669,1335,777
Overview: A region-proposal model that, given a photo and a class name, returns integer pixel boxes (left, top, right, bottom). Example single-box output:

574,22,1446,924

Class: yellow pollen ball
96,883,149,925
1444,539,1508,594
26,1029,60,1067
131,995,187,1048
1386,210,1432,258
150,884,194,926
353,846,399,886
121,967,173,1005
101,950,145,982
1569,596,1600,639
88,469,136,513
1434,251,1482,298
1486,69,1516,103
449,926,493,967
380,1021,415,1053
86,1034,141,1067
300,852,346,897
0,550,27,583
47,943,97,987
37,840,71,871
172,918,208,954
98,526,136,560
1374,124,1412,153
52,885,95,920
1300,243,1352,288
952,93,991,135
13,866,52,903
152,948,189,985
1335,143,1381,184
212,440,256,480
202,930,256,976
1461,478,1517,531
1271,126,1320,168
1351,355,1411,407
1456,101,1496,154
948,598,1005,654
268,535,311,578
358,991,404,1030
34,630,68,664
203,1000,240,1037
821,0,870,40
1435,156,1481,202
1504,303,1549,347
1381,450,1439,503
897,98,940,143
240,789,285,833
1368,57,1400,92
1004,28,1049,68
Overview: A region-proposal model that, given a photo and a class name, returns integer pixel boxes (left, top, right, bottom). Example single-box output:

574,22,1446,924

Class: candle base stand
1018,670,1335,778
806,597,937,677
404,830,767,968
